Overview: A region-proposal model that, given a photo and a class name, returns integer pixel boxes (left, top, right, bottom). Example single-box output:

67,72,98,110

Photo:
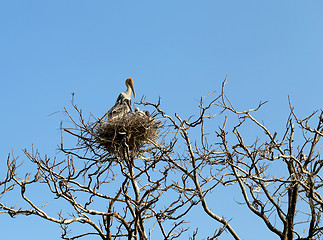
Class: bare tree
1,79,322,239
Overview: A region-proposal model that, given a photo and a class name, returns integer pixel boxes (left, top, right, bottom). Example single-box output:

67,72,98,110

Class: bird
134,106,152,119
107,78,136,120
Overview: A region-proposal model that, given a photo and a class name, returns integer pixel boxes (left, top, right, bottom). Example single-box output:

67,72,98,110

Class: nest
95,112,162,156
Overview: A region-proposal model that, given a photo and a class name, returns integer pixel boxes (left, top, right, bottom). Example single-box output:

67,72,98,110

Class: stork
107,78,135,120
134,106,152,119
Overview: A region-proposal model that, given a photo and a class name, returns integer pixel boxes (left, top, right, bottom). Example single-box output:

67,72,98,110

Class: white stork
107,78,135,120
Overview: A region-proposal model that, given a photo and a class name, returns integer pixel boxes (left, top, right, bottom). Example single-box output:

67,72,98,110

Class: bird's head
126,78,135,97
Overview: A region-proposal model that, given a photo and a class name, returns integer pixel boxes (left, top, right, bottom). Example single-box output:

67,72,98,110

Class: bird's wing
115,93,123,104
107,102,130,120
116,93,132,112
124,98,132,112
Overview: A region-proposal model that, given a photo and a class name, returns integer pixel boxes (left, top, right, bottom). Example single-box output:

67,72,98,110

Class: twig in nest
95,113,163,156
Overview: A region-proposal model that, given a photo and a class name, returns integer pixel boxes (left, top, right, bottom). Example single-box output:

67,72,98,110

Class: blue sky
1,1,323,239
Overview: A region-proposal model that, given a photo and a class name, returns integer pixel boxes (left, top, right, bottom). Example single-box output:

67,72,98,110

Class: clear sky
1,1,323,239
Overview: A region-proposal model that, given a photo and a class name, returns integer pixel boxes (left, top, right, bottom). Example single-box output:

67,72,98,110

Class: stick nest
95,113,162,156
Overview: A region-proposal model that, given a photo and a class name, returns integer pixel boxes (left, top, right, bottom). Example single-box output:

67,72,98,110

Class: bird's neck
124,86,132,98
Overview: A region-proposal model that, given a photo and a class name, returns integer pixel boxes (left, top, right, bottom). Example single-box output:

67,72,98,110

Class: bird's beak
130,81,135,98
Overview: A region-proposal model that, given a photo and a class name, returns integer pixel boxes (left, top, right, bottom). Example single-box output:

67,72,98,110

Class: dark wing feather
107,94,131,120
124,98,132,112
115,93,123,104
107,103,128,120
